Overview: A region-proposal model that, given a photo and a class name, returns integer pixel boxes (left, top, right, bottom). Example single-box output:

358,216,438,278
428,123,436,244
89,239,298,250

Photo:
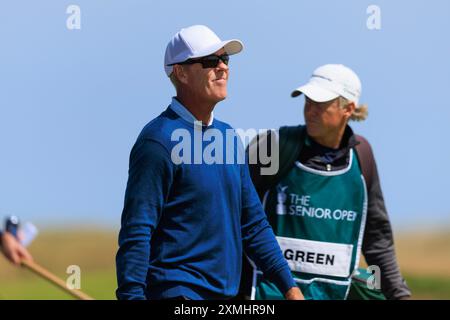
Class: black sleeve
362,156,412,299
247,130,276,200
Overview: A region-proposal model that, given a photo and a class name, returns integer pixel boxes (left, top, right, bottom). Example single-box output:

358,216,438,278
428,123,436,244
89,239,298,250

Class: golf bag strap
354,135,375,189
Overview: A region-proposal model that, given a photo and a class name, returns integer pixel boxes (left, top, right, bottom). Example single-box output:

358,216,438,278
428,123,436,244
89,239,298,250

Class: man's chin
306,125,320,138
212,93,227,103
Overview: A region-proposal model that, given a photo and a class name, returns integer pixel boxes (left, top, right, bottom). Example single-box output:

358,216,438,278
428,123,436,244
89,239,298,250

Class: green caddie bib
251,149,368,300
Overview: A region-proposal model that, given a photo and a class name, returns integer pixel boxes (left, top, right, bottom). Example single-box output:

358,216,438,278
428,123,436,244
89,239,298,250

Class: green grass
1,229,449,300
0,230,118,300
0,270,116,300
2,270,449,300
403,274,450,300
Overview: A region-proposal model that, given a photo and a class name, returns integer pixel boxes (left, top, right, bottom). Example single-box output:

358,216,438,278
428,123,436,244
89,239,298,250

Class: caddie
243,64,411,300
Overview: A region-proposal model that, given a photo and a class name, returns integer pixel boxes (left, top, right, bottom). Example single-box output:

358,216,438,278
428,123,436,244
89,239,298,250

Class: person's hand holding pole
0,231,33,265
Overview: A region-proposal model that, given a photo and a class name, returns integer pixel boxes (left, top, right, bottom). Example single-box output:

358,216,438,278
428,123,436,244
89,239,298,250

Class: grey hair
169,71,179,90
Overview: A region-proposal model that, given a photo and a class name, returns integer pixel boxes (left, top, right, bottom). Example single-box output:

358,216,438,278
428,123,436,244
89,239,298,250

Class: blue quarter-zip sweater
116,101,295,300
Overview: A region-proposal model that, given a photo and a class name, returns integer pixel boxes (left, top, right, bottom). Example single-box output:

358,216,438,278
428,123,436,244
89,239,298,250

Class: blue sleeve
240,163,296,295
115,139,174,300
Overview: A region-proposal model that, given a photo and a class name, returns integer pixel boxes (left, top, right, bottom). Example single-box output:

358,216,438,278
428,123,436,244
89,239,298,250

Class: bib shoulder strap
247,125,306,199
278,125,306,181
246,125,306,199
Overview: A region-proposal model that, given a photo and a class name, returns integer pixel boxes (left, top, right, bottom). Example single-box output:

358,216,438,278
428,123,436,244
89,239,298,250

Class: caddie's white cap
291,64,362,105
164,25,244,77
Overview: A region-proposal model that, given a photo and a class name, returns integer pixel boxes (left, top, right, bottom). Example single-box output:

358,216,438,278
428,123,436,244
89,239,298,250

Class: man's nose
216,59,229,71
305,105,319,117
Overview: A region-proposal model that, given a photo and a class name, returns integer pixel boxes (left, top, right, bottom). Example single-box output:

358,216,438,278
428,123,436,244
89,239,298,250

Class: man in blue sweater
115,25,303,300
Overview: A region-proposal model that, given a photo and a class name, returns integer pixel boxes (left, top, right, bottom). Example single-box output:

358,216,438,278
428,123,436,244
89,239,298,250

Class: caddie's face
304,96,347,140
181,48,229,103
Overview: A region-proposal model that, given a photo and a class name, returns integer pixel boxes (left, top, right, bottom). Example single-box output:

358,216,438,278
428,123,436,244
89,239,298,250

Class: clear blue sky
0,1,449,231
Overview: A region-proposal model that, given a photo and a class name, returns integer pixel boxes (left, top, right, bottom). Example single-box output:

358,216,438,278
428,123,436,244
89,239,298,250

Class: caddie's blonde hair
338,96,368,122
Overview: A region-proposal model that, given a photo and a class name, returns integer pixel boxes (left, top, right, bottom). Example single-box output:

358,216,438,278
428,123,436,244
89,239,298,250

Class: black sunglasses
168,53,230,69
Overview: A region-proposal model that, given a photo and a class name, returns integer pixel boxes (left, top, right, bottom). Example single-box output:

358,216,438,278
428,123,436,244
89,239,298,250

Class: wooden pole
21,259,94,300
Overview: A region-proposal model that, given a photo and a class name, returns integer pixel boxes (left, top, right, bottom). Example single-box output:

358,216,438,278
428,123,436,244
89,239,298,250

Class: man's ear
173,65,189,85
343,101,356,118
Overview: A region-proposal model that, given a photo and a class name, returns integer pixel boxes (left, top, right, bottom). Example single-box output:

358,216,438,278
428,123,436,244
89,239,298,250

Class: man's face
304,96,348,140
178,48,229,104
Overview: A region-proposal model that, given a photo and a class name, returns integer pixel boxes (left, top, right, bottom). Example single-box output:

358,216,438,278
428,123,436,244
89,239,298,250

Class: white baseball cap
164,25,244,77
291,64,362,105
